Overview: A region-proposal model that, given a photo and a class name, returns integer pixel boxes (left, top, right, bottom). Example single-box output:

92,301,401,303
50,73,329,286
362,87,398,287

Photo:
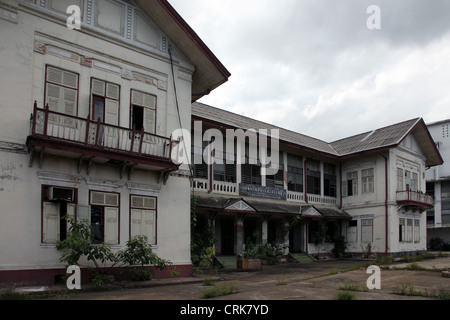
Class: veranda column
261,215,269,245
283,219,290,255
236,214,245,256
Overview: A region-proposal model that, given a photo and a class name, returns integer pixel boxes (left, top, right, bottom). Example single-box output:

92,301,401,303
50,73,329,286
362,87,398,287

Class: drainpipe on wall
339,162,343,210
304,158,308,203
379,152,389,254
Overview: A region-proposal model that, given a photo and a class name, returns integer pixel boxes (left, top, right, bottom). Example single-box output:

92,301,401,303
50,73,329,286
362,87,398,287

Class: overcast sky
169,0,450,142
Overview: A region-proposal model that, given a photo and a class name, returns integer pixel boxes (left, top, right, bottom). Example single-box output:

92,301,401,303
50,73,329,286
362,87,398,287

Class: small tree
56,216,117,269
57,216,172,284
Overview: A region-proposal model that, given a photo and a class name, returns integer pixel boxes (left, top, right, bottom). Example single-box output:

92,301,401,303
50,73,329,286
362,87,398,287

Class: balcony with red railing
396,190,434,210
27,102,179,171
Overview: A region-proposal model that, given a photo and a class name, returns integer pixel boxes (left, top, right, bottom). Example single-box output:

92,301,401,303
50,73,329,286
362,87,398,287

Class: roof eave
134,0,231,101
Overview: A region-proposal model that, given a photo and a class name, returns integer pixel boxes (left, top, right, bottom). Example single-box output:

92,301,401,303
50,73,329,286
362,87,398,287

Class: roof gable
330,118,421,156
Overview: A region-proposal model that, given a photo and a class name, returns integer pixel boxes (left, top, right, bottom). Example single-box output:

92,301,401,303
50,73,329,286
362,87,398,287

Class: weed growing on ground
338,282,368,292
276,279,287,286
334,290,355,300
393,283,450,300
201,282,239,299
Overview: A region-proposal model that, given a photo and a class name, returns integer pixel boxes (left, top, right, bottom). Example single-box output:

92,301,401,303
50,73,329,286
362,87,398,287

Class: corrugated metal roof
191,103,443,166
329,118,421,156
192,102,339,156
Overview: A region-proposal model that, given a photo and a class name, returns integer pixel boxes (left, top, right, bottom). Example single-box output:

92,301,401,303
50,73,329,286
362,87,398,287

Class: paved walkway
20,255,448,301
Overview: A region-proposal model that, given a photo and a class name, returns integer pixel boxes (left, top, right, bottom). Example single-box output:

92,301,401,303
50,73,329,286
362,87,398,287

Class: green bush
332,235,347,259
57,217,171,285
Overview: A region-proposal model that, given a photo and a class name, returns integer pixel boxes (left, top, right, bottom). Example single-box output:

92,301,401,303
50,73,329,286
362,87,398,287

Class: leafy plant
117,235,171,270
56,216,172,286
190,195,216,267
56,216,117,269
331,235,347,259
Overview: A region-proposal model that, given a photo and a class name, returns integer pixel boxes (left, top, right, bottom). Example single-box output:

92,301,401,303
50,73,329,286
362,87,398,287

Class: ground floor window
89,191,120,244
347,220,358,243
130,195,157,244
42,186,77,244
361,219,373,243
399,218,420,243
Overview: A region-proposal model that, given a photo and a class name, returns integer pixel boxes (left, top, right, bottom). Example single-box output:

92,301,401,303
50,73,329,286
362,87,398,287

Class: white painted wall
0,1,193,273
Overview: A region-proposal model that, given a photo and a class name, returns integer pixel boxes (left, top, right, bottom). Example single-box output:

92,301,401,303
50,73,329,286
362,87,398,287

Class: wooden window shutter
104,207,119,245
76,205,91,225
106,83,119,100
43,202,60,244
131,209,155,244
105,99,119,126
66,203,76,232
46,67,78,115
92,79,105,96
63,88,77,116
144,108,155,134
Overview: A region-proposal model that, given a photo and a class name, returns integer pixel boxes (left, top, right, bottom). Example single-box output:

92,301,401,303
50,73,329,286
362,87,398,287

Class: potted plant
237,238,262,270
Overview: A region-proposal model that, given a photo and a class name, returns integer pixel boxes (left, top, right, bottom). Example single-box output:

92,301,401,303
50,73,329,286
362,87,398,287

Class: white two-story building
0,0,229,286
191,103,442,259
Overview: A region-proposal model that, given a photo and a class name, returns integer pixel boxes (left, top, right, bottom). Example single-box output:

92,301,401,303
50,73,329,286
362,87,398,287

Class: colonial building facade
0,0,229,286
191,103,442,259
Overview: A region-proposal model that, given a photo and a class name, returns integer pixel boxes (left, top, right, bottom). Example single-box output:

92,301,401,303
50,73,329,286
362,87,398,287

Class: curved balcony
396,190,434,210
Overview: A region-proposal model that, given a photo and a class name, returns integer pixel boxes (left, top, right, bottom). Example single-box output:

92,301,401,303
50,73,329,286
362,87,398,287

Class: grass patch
201,282,239,299
334,290,356,300
202,278,215,286
393,283,450,300
0,292,33,300
276,279,287,286
404,262,427,271
327,263,369,275
338,282,368,292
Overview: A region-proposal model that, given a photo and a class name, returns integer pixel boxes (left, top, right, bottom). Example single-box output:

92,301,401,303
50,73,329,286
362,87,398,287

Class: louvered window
306,159,320,195
89,191,119,244
324,163,337,197
41,185,77,244
45,66,79,116
131,90,156,134
130,195,157,244
90,78,120,126
287,153,303,192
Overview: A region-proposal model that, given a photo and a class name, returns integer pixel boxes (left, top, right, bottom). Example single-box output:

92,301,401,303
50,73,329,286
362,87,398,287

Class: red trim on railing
28,106,178,168
396,190,434,209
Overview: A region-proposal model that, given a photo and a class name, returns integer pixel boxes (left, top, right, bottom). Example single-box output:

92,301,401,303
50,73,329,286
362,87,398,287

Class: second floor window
306,159,320,195
45,66,79,116
324,163,337,197
287,154,303,193
362,168,374,194
131,90,156,134
91,78,120,126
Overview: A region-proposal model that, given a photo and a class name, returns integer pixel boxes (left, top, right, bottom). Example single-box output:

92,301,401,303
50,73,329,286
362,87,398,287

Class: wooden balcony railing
28,102,178,169
396,190,434,209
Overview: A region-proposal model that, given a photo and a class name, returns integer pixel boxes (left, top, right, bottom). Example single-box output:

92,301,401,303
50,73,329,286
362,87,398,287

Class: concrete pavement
46,256,450,300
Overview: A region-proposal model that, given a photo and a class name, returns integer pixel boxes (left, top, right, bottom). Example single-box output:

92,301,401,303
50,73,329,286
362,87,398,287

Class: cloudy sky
169,0,450,142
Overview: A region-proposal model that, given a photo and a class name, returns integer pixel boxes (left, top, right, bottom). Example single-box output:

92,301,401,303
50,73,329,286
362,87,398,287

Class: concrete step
289,252,316,263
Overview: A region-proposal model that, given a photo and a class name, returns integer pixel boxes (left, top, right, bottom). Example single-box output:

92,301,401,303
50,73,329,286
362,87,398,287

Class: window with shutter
130,195,157,244
45,66,78,116
361,219,373,243
41,185,77,244
131,90,156,134
43,202,60,244
90,78,120,126
89,191,120,244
